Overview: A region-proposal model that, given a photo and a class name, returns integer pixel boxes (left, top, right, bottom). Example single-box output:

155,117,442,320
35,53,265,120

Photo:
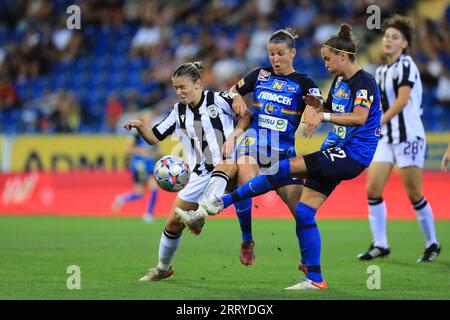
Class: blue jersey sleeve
351,77,377,112
234,68,262,96
300,76,323,109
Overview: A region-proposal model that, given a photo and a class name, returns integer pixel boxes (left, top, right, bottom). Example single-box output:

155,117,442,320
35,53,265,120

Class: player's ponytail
172,61,204,82
269,28,298,49
324,24,358,61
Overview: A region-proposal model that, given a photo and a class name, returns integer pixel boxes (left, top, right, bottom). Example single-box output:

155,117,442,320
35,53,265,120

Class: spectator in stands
51,15,82,61
0,72,20,112
104,93,124,133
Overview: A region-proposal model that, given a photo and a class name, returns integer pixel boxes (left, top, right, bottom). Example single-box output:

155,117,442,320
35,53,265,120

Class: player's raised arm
123,120,159,145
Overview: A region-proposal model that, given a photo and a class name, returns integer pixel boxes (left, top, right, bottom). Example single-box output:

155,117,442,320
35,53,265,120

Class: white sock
368,198,389,248
413,197,438,247
157,228,182,271
199,171,229,203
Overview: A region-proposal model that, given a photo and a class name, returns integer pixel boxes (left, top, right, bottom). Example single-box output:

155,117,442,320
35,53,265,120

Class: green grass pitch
0,216,448,300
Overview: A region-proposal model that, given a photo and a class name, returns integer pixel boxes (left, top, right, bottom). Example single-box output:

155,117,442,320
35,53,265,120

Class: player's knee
405,188,423,204
237,166,256,186
366,183,382,198
165,219,184,234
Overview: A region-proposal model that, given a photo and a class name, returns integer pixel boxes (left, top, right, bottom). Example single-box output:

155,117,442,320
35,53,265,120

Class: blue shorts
131,158,155,184
303,146,366,196
236,136,303,187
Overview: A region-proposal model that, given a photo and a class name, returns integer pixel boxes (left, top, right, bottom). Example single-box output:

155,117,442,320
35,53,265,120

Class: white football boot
284,278,328,290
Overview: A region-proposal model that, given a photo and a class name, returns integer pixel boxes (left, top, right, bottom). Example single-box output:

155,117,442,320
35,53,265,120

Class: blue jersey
236,67,322,158
321,70,382,167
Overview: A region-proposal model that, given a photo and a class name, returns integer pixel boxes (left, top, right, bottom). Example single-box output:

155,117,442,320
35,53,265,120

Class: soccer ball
153,156,190,192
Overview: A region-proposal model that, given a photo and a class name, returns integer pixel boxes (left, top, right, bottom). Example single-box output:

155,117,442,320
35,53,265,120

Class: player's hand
302,113,322,138
222,136,236,159
123,120,143,131
441,152,449,173
302,94,322,109
302,123,316,139
231,94,247,117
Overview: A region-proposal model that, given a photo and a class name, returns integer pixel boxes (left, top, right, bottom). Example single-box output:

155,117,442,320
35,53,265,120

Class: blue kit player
113,111,160,223
186,24,382,290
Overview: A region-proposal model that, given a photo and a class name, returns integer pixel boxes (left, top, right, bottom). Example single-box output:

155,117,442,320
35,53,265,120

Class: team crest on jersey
237,78,245,88
257,69,271,81
287,85,298,92
265,103,278,114
356,89,368,99
207,105,219,118
271,80,287,91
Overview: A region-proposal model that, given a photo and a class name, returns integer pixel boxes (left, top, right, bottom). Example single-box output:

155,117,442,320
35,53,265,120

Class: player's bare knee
405,188,423,204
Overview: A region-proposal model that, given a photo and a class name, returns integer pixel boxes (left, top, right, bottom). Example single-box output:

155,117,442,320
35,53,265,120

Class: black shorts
303,147,366,196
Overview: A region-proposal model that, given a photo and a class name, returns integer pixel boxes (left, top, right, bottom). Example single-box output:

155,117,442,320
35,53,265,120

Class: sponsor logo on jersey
356,89,368,99
287,85,298,92
375,126,382,137
257,91,292,106
308,88,321,97
335,87,350,99
332,103,346,113
258,114,288,132
265,103,278,114
333,125,346,139
271,80,287,91
257,69,271,81
243,136,256,146
237,78,245,88
207,105,219,118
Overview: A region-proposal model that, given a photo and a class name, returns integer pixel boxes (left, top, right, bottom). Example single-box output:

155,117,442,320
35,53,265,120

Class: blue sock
222,159,292,208
123,193,143,202
295,202,322,282
234,199,253,241
147,188,158,214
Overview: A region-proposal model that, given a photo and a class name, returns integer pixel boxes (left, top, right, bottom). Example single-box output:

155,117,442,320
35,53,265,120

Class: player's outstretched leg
285,202,327,290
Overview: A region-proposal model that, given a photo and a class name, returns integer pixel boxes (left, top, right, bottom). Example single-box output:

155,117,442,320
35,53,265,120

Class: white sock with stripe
368,198,389,248
199,171,229,203
157,228,182,271
413,197,438,248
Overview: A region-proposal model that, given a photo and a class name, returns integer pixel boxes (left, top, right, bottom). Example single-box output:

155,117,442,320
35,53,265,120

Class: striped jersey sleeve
151,106,177,141
214,91,236,117
397,56,416,88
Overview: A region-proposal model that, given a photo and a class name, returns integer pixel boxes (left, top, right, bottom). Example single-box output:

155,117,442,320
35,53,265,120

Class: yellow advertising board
8,135,181,172
4,131,450,172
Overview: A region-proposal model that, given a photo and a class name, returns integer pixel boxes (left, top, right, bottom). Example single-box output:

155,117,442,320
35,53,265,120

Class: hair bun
192,61,204,72
338,24,352,40
285,28,299,40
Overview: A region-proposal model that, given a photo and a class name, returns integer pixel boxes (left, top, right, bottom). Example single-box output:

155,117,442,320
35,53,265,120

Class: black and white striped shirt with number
375,54,425,144
152,90,236,175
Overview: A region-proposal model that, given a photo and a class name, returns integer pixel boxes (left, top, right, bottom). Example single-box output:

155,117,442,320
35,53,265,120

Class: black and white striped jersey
152,90,236,175
375,54,425,144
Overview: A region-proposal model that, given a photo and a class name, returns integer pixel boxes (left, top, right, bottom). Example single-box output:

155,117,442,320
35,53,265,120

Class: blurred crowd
0,0,448,134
